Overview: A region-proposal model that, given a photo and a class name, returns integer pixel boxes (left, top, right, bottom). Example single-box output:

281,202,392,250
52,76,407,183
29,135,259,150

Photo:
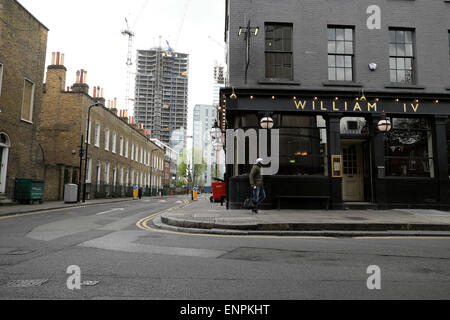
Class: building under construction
134,48,189,149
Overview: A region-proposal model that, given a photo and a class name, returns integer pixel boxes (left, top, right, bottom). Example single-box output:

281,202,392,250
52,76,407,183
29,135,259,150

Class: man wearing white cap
249,158,266,214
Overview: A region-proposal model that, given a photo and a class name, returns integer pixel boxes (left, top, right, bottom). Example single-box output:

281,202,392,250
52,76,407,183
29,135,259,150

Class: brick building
39,54,165,201
223,0,450,210
0,0,48,201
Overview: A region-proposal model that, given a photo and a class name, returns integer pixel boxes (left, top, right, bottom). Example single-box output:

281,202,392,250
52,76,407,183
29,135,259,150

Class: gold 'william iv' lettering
353,102,362,112
295,100,307,110
368,103,377,112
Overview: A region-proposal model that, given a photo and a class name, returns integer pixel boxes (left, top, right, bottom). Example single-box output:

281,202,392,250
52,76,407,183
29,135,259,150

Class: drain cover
82,281,100,286
7,279,49,288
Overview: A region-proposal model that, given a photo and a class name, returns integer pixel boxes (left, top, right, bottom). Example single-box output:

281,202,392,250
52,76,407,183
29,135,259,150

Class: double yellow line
136,200,189,231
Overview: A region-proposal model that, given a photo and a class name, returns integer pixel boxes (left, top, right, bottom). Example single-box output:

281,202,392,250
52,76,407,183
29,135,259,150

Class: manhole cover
7,250,33,256
7,279,49,288
82,281,100,286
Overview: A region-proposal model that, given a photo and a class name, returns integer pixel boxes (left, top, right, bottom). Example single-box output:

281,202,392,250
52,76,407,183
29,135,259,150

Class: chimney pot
51,52,56,65
61,54,65,66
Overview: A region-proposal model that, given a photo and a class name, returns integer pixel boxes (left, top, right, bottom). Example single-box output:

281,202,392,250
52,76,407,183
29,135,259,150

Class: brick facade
39,58,165,201
0,0,48,200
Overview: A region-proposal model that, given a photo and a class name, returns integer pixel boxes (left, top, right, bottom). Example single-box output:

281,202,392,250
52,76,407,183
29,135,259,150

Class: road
0,195,449,300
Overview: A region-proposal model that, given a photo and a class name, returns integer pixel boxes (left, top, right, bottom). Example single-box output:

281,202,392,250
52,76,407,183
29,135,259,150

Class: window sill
322,81,363,87
384,83,425,89
20,118,33,124
258,79,301,86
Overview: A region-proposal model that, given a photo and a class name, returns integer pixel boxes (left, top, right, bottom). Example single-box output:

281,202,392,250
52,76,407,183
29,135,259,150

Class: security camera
369,63,377,71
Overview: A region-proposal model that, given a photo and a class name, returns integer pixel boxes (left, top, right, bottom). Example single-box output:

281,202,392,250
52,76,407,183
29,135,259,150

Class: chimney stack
71,69,89,94
46,51,67,92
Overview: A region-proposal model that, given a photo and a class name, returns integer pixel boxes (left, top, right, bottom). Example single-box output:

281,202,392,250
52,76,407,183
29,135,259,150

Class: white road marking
96,208,125,215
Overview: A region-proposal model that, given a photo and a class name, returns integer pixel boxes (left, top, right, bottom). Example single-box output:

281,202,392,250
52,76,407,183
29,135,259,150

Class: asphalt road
0,194,449,300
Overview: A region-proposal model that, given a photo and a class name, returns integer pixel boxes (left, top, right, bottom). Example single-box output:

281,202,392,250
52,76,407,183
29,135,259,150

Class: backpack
243,197,256,209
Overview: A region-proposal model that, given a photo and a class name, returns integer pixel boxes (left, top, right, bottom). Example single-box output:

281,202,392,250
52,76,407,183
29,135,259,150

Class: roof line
14,0,50,31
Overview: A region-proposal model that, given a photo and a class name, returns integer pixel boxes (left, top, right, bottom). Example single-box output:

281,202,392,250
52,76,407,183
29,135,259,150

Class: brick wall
227,0,450,93
40,63,165,200
0,0,48,199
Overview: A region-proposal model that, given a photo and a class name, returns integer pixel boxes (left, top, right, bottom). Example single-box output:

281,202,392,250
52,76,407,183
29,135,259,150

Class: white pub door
341,142,364,202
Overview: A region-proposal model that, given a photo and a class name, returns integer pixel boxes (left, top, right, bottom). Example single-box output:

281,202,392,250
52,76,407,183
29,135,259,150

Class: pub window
265,23,293,79
277,115,328,176
385,118,434,178
340,117,369,135
21,78,35,123
328,27,354,81
389,29,415,83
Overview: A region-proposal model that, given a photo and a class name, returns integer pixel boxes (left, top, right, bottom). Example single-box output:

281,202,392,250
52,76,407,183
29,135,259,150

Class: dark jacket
249,164,263,187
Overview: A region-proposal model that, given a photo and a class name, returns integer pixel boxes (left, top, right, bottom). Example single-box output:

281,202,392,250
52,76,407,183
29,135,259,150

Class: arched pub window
384,118,434,178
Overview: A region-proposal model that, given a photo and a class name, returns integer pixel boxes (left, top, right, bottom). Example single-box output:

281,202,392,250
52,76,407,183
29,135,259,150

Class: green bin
15,179,45,204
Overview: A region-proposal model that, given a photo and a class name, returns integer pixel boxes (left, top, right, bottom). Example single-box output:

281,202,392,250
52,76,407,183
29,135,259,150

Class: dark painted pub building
221,0,450,210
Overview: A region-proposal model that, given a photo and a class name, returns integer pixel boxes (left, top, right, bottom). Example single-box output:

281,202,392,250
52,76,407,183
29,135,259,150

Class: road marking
96,208,125,215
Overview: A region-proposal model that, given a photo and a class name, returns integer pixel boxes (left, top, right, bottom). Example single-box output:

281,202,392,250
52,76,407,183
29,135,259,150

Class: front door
341,142,364,202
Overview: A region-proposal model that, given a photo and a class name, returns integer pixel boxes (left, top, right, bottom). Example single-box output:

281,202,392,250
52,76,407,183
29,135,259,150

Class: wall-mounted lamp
260,116,274,130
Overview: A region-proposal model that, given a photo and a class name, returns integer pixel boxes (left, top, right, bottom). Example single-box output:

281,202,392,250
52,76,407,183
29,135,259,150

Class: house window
119,137,124,156
389,29,415,83
111,132,117,153
94,124,101,147
21,78,35,122
125,140,129,158
385,118,434,177
135,146,139,162
0,63,3,99
328,27,354,81
112,166,117,187
105,162,110,184
105,129,110,150
131,144,134,160
265,23,293,79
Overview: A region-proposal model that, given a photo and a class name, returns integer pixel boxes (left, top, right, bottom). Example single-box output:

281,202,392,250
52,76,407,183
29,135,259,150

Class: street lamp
210,123,223,177
82,102,104,203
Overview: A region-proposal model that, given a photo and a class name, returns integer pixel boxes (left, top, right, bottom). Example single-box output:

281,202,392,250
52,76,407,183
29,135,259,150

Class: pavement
0,196,166,218
153,195,450,237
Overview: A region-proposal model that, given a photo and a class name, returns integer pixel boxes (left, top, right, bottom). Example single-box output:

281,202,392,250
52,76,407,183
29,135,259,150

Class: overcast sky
19,0,226,135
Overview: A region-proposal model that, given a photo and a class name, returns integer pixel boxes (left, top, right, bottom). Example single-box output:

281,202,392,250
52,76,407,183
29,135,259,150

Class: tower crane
122,18,135,111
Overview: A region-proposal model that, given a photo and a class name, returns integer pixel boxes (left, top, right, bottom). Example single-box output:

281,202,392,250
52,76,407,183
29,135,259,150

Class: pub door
341,141,364,202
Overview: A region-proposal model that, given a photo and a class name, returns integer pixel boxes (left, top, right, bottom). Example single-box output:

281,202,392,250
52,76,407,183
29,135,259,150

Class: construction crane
122,18,135,112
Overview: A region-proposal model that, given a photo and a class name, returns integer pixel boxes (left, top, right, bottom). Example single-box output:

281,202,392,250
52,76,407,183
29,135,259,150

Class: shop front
221,89,450,210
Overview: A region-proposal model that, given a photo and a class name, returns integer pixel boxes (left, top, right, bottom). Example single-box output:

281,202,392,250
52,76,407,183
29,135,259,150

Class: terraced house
222,0,450,210
0,0,48,202
39,54,165,201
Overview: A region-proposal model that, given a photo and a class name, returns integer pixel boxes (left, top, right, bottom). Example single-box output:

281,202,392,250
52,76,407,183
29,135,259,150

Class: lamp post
82,102,104,203
149,148,160,196
238,21,259,84
210,122,223,178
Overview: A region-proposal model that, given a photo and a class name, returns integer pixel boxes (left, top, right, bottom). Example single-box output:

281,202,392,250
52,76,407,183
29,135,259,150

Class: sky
19,0,226,138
